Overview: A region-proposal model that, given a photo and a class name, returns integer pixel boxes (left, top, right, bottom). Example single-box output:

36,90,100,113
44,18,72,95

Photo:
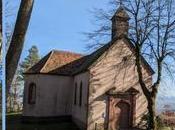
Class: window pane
28,83,36,104
79,82,83,106
74,83,77,105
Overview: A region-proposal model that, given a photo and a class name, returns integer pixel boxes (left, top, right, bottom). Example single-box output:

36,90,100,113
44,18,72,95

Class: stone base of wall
22,115,72,124
72,116,87,130
22,116,88,130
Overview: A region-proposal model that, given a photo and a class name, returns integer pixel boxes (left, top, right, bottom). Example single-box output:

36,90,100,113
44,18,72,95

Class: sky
8,0,109,58
6,0,175,97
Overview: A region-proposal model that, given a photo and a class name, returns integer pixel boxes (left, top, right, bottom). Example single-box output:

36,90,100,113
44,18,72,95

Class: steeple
111,6,130,39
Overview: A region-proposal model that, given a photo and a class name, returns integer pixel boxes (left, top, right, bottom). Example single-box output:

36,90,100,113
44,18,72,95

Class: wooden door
117,102,130,128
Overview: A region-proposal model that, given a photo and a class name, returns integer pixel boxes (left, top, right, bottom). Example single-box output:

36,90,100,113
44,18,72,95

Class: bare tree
85,0,175,130
6,0,34,94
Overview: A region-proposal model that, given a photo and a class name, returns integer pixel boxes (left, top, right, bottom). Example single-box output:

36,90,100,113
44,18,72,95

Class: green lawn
7,114,80,130
160,127,172,130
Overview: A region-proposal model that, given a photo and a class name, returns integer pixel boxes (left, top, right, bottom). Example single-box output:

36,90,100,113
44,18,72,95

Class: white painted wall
23,74,73,117
72,72,90,129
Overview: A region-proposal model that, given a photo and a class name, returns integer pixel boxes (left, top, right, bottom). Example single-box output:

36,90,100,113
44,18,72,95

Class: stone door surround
106,87,139,130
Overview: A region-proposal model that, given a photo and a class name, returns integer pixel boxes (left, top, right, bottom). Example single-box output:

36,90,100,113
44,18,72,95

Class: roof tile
25,50,83,74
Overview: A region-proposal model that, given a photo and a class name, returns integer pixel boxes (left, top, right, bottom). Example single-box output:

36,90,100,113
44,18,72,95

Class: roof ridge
25,50,52,74
51,49,84,56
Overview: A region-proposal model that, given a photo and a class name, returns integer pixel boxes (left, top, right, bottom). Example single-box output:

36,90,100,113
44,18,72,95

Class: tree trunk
13,81,17,112
6,0,34,94
147,97,157,130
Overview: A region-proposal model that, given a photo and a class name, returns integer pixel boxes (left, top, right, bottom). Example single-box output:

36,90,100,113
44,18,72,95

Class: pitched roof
49,55,89,75
25,50,83,74
25,36,154,76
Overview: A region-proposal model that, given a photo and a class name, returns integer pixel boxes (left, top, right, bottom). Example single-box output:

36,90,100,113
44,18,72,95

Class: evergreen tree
20,45,40,73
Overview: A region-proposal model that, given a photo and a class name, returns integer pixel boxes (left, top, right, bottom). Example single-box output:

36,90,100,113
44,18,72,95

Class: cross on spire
119,0,123,6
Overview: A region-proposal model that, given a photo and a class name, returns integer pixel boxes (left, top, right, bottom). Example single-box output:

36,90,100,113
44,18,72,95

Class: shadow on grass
7,114,80,130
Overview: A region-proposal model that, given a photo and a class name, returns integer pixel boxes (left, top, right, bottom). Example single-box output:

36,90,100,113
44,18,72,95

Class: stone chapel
23,6,154,130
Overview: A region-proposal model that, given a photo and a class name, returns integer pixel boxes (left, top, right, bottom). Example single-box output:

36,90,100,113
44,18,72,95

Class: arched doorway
116,101,130,129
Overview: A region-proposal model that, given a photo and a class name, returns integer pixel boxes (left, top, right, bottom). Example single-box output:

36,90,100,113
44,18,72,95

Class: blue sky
9,0,109,58
6,0,175,97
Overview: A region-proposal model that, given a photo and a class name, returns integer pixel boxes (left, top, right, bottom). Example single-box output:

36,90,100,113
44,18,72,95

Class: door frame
106,87,139,130
116,100,131,128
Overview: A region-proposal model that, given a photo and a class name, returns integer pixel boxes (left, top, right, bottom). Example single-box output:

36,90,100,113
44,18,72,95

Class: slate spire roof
112,6,130,20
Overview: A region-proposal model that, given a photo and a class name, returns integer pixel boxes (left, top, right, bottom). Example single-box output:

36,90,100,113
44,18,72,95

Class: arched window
74,83,77,105
28,83,36,104
79,81,83,107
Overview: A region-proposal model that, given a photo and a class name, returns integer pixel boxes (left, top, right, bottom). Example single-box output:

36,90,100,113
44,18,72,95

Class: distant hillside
157,96,175,113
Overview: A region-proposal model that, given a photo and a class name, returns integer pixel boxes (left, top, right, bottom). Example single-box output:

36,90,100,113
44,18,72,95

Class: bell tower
111,6,130,39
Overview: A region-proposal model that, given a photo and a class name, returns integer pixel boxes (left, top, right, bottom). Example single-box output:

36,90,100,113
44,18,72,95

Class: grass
160,127,172,130
7,114,80,130
4,114,175,130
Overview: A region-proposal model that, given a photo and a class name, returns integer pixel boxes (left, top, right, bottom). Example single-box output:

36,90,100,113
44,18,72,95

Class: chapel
23,6,154,130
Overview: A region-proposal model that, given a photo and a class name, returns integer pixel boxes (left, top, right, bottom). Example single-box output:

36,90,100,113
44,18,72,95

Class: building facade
23,6,154,130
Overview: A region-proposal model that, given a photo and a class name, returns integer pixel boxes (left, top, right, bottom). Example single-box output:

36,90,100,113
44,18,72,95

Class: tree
6,0,34,95
7,45,40,112
20,45,40,74
85,0,175,130
7,69,23,112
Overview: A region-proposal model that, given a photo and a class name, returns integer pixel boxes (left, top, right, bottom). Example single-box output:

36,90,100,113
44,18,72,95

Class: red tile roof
49,55,89,75
25,50,83,74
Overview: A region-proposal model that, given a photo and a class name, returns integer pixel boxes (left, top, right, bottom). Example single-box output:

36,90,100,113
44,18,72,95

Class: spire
119,0,123,6
111,5,130,39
